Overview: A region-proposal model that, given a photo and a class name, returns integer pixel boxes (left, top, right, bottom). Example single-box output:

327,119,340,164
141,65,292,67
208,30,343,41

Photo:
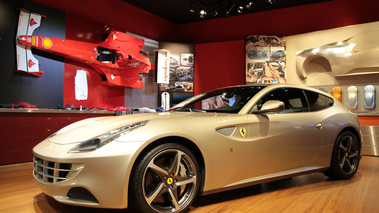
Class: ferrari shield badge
239,128,246,138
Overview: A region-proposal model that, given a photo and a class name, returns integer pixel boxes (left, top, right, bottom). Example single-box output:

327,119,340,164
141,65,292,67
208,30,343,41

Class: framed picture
245,35,286,84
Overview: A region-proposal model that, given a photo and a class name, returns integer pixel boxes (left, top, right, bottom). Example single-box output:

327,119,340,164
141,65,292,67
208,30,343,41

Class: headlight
68,120,149,153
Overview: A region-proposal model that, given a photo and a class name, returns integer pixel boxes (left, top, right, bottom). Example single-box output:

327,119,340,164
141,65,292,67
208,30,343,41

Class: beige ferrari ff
33,84,361,213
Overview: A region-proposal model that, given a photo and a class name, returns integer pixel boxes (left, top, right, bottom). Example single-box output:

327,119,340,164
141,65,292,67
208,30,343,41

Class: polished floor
1,156,378,213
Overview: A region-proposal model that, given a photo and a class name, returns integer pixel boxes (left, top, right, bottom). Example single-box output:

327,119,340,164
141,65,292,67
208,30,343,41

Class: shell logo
42,38,52,49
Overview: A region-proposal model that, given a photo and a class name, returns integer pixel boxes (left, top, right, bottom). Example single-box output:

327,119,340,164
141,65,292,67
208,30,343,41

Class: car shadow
32,172,362,213
33,193,137,213
191,172,361,209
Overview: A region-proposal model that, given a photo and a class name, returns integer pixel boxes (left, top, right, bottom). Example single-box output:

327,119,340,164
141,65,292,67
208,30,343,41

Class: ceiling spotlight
212,8,220,16
246,0,255,10
225,1,235,18
266,0,275,5
189,0,196,13
200,9,207,18
237,4,244,14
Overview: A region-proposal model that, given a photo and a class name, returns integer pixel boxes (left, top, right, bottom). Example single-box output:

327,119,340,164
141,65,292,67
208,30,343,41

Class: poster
158,42,195,107
245,35,286,84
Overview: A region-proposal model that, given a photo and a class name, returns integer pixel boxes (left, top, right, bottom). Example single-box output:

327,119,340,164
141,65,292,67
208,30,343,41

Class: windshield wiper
176,108,206,112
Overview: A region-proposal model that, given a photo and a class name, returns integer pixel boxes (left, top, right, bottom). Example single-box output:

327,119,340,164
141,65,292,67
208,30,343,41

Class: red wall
194,40,245,94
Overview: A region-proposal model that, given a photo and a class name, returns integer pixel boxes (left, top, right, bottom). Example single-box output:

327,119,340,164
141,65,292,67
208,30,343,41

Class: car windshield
171,86,266,113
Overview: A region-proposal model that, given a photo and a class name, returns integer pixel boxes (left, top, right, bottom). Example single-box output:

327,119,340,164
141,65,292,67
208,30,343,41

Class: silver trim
33,156,77,183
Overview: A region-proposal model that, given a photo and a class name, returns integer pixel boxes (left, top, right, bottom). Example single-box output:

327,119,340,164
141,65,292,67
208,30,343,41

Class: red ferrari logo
28,59,36,68
30,18,37,26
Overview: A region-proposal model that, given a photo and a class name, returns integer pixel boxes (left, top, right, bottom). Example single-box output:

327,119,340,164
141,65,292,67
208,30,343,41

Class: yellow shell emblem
42,38,52,49
239,128,246,138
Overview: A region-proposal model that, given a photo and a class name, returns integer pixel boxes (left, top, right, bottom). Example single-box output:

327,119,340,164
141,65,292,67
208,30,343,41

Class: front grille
33,156,77,183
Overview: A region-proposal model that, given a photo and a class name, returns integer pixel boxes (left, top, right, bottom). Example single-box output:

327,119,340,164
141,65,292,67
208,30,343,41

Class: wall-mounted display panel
245,35,286,84
158,42,195,107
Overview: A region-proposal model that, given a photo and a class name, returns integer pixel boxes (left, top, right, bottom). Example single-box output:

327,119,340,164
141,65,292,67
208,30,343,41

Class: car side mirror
253,100,285,113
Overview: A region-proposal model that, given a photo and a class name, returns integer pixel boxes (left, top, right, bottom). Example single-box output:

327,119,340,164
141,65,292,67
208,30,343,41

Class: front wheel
130,143,200,213
324,131,360,179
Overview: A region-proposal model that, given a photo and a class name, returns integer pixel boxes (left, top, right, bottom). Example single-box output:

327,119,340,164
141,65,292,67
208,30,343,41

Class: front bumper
32,139,144,209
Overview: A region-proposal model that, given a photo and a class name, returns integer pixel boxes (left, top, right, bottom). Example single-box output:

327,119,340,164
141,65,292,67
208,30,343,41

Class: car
248,62,264,77
271,49,286,59
364,85,376,109
347,86,358,109
247,49,268,59
332,86,342,103
296,30,379,79
176,66,194,81
33,84,362,213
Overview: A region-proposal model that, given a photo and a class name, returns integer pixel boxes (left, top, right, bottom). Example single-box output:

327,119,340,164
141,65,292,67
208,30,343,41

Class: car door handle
316,123,323,129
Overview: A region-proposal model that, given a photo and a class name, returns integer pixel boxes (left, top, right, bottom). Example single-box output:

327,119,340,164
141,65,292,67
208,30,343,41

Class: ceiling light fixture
266,0,275,5
199,0,260,19
212,8,220,16
246,0,255,10
237,1,244,14
225,1,235,17
189,0,196,13
200,9,207,18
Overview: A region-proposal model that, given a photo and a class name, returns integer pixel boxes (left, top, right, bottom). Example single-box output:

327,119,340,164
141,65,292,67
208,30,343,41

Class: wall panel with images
158,42,195,108
245,35,286,84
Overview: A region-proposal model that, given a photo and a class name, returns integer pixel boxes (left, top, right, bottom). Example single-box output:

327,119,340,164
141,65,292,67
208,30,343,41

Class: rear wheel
130,143,200,213
324,131,360,179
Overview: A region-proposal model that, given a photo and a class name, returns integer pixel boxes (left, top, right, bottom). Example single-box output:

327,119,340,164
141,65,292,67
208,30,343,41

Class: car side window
257,88,309,113
304,90,334,112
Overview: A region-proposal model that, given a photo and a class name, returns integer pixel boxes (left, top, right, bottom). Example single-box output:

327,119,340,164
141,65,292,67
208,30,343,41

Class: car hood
47,112,227,145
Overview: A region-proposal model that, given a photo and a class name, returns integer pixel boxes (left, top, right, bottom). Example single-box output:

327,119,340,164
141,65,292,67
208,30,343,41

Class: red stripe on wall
359,116,379,126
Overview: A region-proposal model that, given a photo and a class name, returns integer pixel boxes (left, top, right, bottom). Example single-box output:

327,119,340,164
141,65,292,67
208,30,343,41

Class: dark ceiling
123,0,331,25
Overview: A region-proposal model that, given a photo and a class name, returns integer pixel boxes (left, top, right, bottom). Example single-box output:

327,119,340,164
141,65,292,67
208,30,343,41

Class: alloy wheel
142,149,198,212
337,134,359,175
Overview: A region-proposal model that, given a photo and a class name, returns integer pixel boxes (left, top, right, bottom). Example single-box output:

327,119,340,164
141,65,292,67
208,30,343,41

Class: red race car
18,30,151,88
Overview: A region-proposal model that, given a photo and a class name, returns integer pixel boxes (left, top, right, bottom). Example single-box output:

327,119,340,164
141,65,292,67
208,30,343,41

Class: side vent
216,127,236,137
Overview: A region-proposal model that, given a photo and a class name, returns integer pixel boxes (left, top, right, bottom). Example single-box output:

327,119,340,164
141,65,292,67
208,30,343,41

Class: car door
247,88,324,177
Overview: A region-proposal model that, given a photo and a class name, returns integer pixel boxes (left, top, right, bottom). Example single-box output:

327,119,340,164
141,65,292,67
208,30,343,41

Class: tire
324,131,360,179
130,143,200,213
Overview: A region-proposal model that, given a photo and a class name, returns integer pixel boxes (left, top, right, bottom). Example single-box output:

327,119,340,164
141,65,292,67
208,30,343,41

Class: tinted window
304,90,334,111
257,88,309,113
